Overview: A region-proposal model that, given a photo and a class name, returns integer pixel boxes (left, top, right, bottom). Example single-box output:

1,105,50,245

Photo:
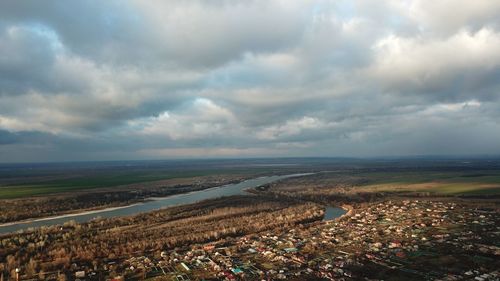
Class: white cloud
138,147,279,158
369,28,500,98
138,98,239,141
419,100,481,115
408,0,500,35
257,116,333,140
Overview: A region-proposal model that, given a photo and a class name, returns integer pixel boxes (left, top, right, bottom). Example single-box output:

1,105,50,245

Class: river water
323,206,347,221
0,173,346,234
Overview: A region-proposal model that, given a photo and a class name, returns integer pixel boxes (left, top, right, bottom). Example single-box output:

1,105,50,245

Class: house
180,263,190,272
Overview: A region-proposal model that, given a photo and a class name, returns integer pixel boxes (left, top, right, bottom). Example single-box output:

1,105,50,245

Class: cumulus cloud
369,28,500,100
0,0,499,162
408,0,500,35
137,98,239,141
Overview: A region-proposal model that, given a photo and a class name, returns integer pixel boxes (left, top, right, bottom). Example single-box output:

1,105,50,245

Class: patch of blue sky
26,22,64,51
312,0,355,21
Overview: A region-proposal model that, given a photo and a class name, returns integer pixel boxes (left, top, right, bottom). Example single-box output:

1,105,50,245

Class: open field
356,171,500,195
0,160,296,199
358,182,500,195
2,158,500,198
0,170,243,199
259,168,500,204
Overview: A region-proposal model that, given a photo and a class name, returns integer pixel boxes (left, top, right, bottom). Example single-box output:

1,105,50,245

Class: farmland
0,170,246,199
0,159,304,199
355,171,500,195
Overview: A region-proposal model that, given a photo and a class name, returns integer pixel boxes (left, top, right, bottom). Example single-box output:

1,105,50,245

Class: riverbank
0,173,311,234
0,203,144,228
339,204,353,219
0,174,256,225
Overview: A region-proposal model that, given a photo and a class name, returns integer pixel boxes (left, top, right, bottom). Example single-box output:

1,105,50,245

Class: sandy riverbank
339,204,354,219
0,203,144,228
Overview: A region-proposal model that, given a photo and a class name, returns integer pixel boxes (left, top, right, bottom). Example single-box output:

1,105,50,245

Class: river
0,173,343,234
323,206,347,221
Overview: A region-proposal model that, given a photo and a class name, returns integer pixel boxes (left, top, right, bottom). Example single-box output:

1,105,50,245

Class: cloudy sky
0,0,499,162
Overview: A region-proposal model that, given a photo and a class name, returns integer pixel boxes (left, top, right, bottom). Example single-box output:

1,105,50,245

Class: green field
0,169,262,199
357,171,500,195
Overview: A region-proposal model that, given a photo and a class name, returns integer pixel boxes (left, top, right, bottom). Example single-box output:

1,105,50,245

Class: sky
0,0,500,162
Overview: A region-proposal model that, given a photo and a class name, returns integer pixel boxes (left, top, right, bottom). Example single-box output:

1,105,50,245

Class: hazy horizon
2,154,500,165
1,1,500,162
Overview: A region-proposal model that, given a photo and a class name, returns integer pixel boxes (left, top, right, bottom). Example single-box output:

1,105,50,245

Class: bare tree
25,258,37,278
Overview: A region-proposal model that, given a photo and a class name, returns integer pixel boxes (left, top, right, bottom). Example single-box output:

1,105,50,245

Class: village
16,199,497,281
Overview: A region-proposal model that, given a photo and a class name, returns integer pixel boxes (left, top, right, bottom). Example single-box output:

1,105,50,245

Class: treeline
0,193,140,223
0,195,323,278
257,173,384,204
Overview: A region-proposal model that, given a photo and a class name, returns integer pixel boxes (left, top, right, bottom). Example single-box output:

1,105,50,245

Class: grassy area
356,171,500,195
358,182,500,195
0,169,261,199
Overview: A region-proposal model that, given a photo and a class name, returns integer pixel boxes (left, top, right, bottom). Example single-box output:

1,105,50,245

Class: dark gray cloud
0,0,499,162
0,130,18,144
0,22,57,96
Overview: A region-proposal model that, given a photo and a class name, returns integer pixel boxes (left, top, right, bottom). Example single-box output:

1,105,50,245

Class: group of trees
0,195,323,278
0,193,139,223
260,173,384,204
